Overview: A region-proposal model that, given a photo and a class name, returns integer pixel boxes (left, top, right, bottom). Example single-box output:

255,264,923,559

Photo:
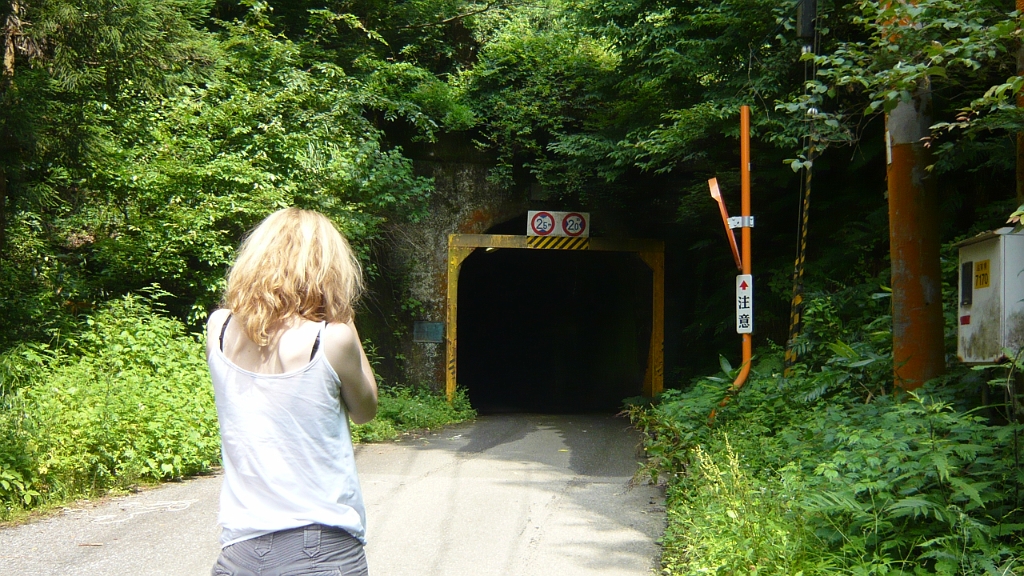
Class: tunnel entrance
450,236,659,414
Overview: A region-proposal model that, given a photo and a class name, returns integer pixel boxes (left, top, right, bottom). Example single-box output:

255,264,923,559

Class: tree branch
394,3,495,30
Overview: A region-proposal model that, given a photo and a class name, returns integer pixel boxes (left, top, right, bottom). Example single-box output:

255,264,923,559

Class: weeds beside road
0,294,474,522
630,282,1024,575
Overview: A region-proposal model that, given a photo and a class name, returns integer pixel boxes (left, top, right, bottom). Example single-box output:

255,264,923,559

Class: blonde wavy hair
223,208,363,345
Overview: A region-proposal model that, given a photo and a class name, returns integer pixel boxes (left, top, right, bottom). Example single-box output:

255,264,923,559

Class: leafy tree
85,13,438,320
0,0,216,344
0,0,471,345
461,0,811,190
788,0,1018,161
457,0,851,374
461,2,619,188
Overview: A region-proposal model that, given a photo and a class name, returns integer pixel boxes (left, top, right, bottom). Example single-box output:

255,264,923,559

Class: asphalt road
0,414,664,576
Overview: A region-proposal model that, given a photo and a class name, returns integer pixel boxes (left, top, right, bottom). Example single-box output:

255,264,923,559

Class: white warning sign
527,211,589,238
736,274,753,334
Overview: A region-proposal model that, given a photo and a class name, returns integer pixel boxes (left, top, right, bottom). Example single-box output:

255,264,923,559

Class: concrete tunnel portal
454,240,656,414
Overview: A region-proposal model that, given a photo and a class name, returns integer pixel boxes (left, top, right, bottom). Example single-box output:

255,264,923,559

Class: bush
0,293,476,518
661,437,828,575
353,386,476,443
635,365,1024,574
0,294,219,516
630,282,1024,575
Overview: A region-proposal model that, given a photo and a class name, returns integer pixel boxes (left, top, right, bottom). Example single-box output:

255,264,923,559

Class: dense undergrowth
352,385,476,443
630,280,1024,575
0,293,474,521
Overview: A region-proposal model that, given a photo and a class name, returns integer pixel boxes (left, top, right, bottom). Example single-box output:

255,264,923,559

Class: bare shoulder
321,321,370,386
205,309,231,356
208,308,231,325
322,321,359,354
207,308,231,336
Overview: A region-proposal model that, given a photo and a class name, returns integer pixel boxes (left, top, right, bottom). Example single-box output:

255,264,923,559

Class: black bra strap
310,323,322,360
221,314,320,359
219,313,232,352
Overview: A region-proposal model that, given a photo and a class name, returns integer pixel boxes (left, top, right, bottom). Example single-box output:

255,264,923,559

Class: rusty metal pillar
886,92,945,390
882,0,945,390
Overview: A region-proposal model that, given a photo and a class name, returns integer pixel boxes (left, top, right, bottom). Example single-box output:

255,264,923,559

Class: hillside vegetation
2,0,1024,572
630,280,1024,574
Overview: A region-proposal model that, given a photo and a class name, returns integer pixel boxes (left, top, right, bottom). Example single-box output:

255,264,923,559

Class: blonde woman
206,208,377,576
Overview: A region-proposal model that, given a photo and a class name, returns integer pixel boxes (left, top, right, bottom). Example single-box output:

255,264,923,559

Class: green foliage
460,1,620,188
0,290,475,515
784,283,895,402
630,281,1024,575
0,0,218,345
662,439,829,575
87,18,437,320
19,0,216,93
1,0,474,338
352,386,476,442
461,0,808,191
350,417,400,444
787,0,1020,172
0,294,218,516
792,393,1023,574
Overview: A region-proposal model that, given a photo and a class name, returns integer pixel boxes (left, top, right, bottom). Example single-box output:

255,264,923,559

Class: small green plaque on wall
412,321,444,343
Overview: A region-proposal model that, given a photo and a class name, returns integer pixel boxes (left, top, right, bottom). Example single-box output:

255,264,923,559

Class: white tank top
208,322,367,547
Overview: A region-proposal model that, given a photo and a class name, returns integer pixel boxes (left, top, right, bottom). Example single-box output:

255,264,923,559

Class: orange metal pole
708,106,753,424
735,105,753,389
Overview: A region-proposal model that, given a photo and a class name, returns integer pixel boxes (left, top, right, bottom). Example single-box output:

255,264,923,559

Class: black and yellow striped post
784,143,814,375
445,234,665,401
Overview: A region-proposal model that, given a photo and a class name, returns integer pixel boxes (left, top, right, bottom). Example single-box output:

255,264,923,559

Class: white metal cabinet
956,227,1024,364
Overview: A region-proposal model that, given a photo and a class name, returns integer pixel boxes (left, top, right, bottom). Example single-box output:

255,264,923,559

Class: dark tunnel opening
458,247,653,414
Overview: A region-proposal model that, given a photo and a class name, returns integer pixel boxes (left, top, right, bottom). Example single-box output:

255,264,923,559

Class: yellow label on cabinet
974,259,990,289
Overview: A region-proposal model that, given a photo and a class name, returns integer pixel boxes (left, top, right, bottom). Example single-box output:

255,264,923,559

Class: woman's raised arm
323,319,378,424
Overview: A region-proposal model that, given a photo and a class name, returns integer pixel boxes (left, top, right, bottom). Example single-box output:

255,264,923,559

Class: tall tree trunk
1017,0,1024,204
0,1,19,259
886,85,945,390
1,1,17,90
0,165,6,259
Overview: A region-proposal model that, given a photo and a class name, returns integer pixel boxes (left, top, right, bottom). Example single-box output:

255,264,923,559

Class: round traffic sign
531,211,556,236
561,212,586,237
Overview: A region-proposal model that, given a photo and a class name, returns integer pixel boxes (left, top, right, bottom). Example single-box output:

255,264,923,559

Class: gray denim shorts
211,524,369,576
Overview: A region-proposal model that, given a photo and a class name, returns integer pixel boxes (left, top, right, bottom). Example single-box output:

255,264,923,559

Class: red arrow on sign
739,281,749,290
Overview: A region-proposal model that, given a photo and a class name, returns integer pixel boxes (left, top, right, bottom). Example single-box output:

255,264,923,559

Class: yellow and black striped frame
445,234,665,401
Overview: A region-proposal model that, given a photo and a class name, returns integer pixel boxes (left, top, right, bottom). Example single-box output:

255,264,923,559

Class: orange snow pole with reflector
709,106,753,424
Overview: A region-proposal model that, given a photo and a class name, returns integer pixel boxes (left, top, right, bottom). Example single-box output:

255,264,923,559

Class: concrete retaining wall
378,155,528,389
